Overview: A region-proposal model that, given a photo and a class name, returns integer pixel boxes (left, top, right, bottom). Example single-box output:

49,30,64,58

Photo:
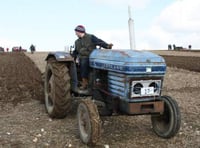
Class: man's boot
80,78,88,90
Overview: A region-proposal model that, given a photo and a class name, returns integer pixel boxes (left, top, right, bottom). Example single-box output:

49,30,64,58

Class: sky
0,0,200,51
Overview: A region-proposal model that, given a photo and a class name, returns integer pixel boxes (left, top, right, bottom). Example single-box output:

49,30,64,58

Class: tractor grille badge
146,67,152,73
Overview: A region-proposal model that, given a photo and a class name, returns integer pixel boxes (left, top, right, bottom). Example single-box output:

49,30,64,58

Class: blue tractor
44,48,181,145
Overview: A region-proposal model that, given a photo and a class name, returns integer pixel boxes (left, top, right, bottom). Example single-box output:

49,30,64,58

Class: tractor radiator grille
108,72,127,98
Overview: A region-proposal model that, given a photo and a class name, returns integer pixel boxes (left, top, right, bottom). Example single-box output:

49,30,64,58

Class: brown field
152,50,200,72
0,51,200,148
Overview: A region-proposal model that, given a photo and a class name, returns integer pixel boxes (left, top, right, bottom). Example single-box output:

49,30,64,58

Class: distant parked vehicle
12,46,20,52
12,46,27,52
0,47,4,52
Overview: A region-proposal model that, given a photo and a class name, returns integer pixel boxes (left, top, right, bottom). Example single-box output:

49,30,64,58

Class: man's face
75,31,84,38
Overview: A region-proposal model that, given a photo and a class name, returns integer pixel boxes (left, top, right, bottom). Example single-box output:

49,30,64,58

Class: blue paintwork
90,49,166,75
107,72,127,98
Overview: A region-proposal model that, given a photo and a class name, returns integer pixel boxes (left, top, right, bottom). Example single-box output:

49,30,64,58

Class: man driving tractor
73,25,113,90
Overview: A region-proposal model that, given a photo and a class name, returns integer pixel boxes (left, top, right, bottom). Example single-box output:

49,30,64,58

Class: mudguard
45,51,74,62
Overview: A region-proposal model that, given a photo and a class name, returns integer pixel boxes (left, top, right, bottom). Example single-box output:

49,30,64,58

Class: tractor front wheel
151,95,181,138
77,98,101,145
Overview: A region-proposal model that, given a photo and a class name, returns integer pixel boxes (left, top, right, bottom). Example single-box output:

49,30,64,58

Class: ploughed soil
0,51,200,148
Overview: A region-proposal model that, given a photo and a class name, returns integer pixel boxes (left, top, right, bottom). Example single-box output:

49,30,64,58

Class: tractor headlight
133,83,143,95
149,82,159,93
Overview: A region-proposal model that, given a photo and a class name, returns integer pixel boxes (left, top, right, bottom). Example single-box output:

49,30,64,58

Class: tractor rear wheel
151,95,181,138
77,98,101,145
44,57,72,118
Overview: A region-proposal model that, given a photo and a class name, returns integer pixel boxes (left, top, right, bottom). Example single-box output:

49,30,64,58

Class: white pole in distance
128,6,136,50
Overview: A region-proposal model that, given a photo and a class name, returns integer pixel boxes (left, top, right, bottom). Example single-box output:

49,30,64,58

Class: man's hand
107,43,113,49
